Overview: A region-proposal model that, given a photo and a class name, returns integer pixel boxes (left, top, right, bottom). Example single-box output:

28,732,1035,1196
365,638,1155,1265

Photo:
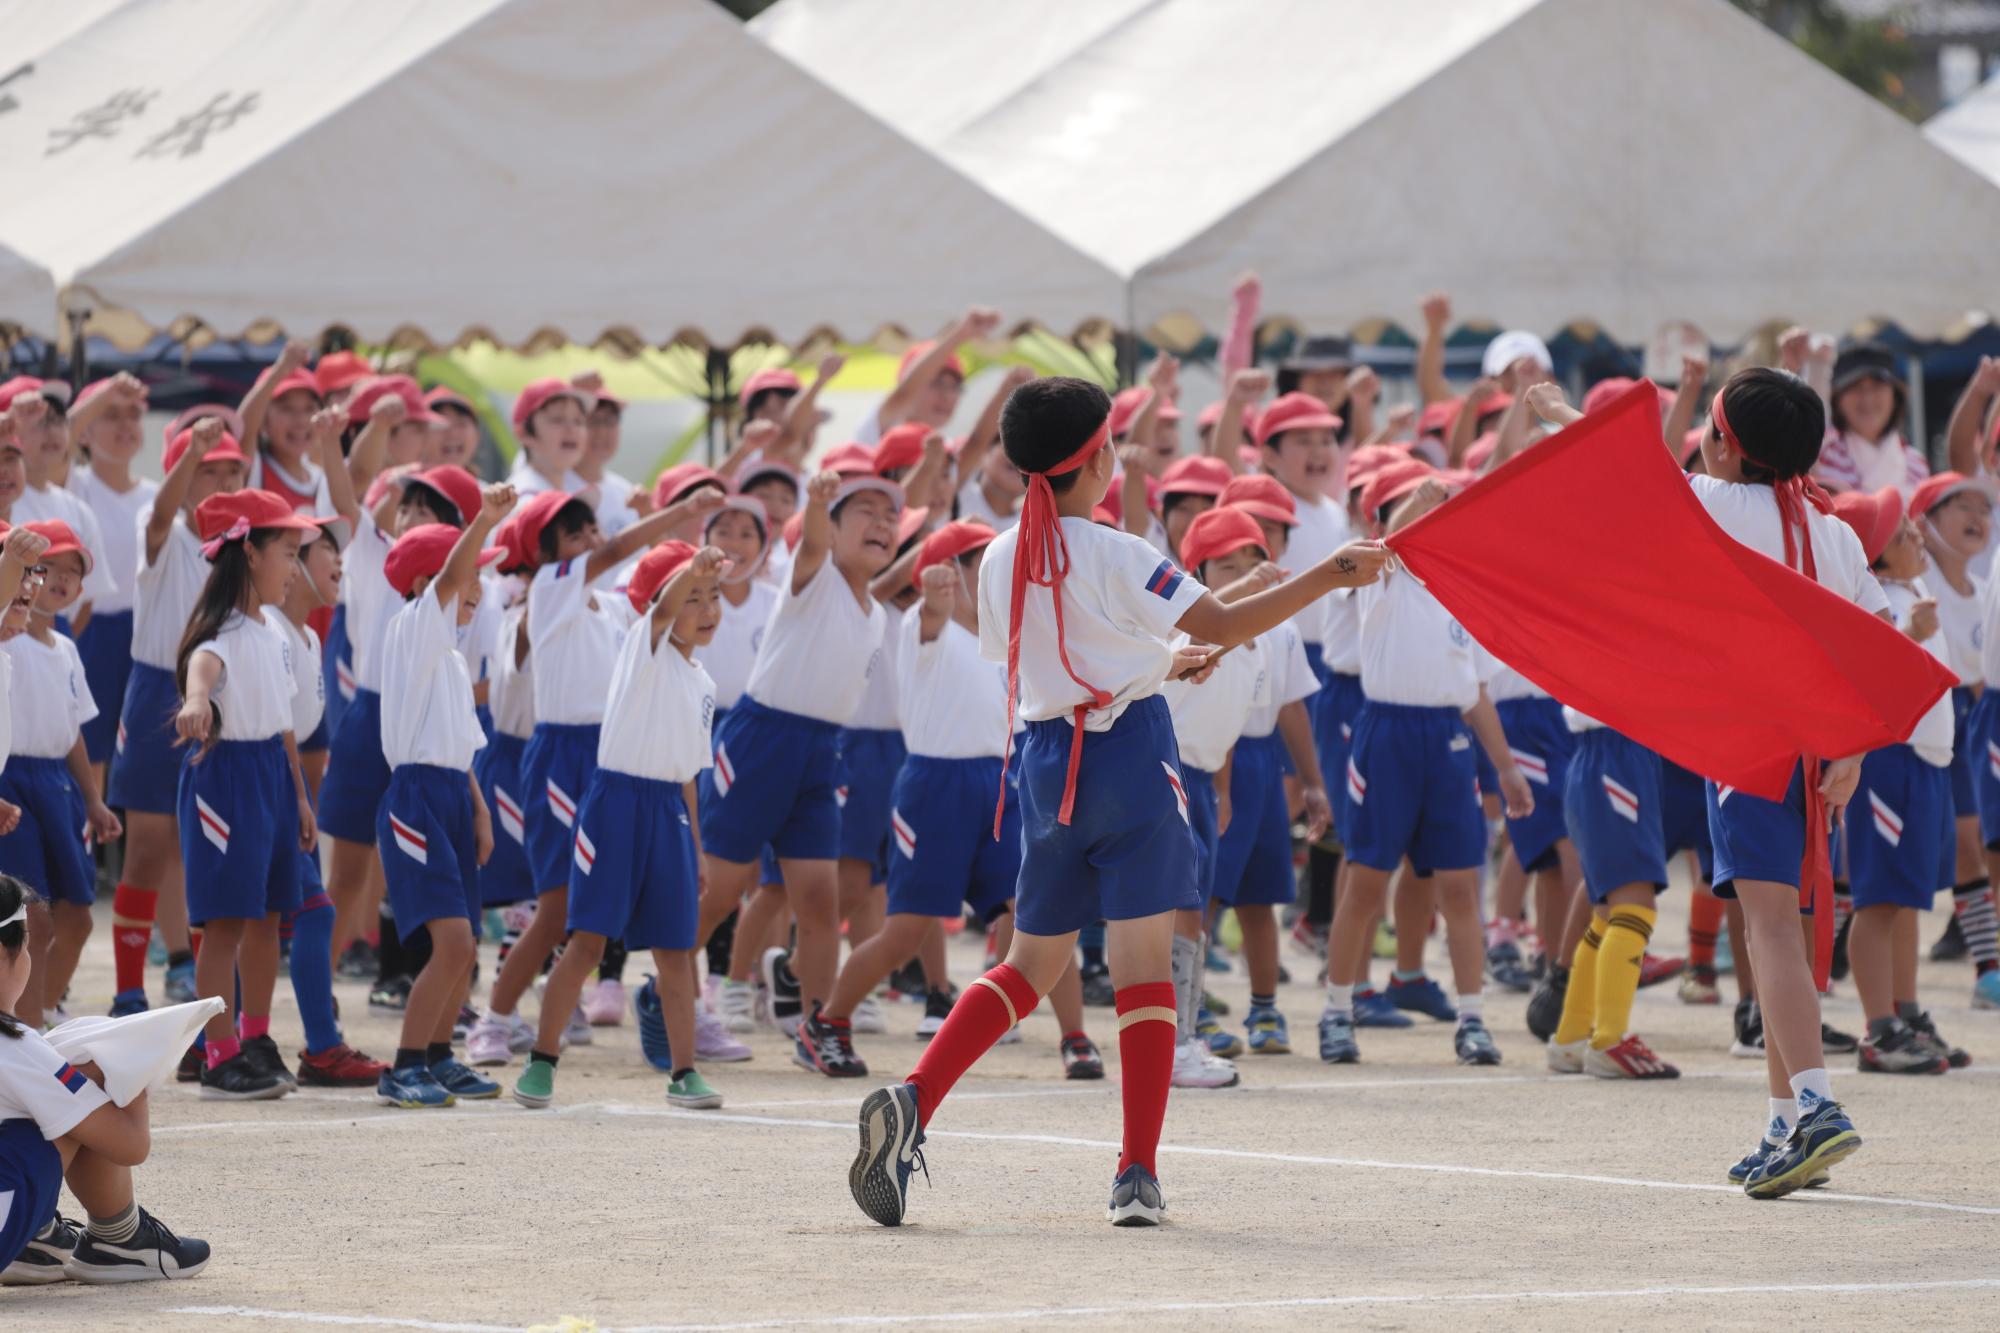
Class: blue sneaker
1729,1137,1831,1189
430,1057,502,1100
109,988,148,1018
376,1064,455,1109
1245,1007,1291,1055
147,933,168,968
1387,974,1457,1022
1975,969,2000,1011
1318,1010,1359,1063
1454,1017,1502,1066
1107,1163,1164,1226
1744,1097,1860,1199
1197,1006,1244,1058
634,975,674,1071
164,959,197,1004
1354,986,1415,1028
850,1082,927,1227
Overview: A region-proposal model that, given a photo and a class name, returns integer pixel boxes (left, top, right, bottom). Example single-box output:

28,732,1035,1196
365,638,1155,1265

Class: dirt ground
6,881,2000,1333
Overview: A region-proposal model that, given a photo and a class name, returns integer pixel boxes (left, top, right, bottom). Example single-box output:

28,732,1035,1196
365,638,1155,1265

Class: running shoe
1744,1097,1860,1199
695,1005,752,1063
1205,943,1231,974
795,1007,868,1077
1727,1138,1779,1185
242,1034,298,1089
1061,1033,1105,1080
852,995,888,1035
1107,1163,1165,1227
1857,1021,1949,1075
198,1051,287,1101
377,1064,454,1109
163,959,197,1004
668,1069,723,1109
1198,1007,1244,1058
1526,968,1568,1042
885,958,927,1001
148,933,168,968
451,1004,478,1042
432,1057,501,1100
1290,916,1329,959
64,1209,210,1284
1730,997,1765,1059
916,988,952,1039
851,1082,930,1227
761,946,804,1031
335,939,377,980
296,1044,388,1088
1353,986,1414,1029
1387,974,1457,1023
1678,966,1721,1006
1975,969,2000,1011
1454,1017,1502,1066
1487,939,1537,993
1080,965,1115,1008
1906,1010,1971,1068
1546,1037,1586,1074
584,977,627,1027
2,1213,79,1285
1931,914,1967,962
635,976,674,1070
465,1015,514,1067
1171,1037,1239,1088
176,1045,203,1084
1820,1021,1859,1056
1317,1010,1359,1063
512,1057,556,1109
1245,1007,1291,1055
1638,952,1686,989
1201,988,1230,1018
1585,1035,1679,1079
505,1010,538,1053
108,989,148,1018
715,978,757,1033
562,1005,593,1049
367,974,412,1014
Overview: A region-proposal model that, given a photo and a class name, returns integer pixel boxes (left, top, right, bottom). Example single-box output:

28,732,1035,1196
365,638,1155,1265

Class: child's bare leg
194,918,248,1045
530,929,605,1055
1494,850,1528,923
234,915,281,1027
826,914,934,1021
406,918,475,1050
1849,904,1896,1022
324,836,376,959
653,948,698,1071
779,857,840,1011
1891,906,1920,1008
918,918,948,990
1328,864,1392,989
60,1141,135,1218
1048,952,1085,1033
1738,881,1815,1098
487,887,568,1017
1392,871,1436,975
1236,903,1280,996
837,857,884,944
1725,899,1755,1000
1432,869,1485,1004
43,900,93,1007
723,879,782,983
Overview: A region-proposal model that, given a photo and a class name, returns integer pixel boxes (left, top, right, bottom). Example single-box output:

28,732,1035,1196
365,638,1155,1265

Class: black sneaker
1730,997,1765,1058
1906,1010,1971,1068
242,1034,297,1088
1858,1020,1949,1074
1931,914,1968,962
1061,1033,1105,1080
1107,1163,1165,1226
198,1050,287,1101
1829,912,1853,982
794,1006,868,1078
886,958,927,1000
761,946,803,1031
1526,967,1568,1042
176,1045,204,1084
368,974,412,1013
1820,1021,1859,1056
335,939,378,980
916,988,953,1040
2,1212,80,1285
1080,964,1115,1008
66,1209,211,1283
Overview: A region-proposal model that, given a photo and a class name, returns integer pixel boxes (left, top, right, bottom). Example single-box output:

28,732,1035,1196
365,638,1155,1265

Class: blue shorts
299,713,329,755
316,689,389,845
1707,763,1811,898
1340,702,1484,876
1848,745,1953,911
1213,732,1295,907
76,608,133,765
108,661,183,815
322,603,352,742
1496,696,1573,871
378,764,480,942
178,737,302,923
1660,759,1715,883
836,727,906,875
568,770,699,951
699,697,841,865
885,755,1019,920
1183,764,1220,900
474,730,536,907
0,757,95,907
1312,670,1365,833
1951,685,1977,818
0,1119,63,1274
1563,730,1669,902
1474,742,1499,802
1014,694,1200,936
520,722,600,894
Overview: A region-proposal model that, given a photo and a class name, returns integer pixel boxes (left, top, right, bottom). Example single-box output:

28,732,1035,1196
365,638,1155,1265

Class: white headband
0,904,24,929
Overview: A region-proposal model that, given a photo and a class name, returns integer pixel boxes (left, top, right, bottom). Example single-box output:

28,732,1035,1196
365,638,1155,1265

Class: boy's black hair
1719,368,1824,484
743,387,797,421
0,873,30,1039
536,497,598,564
401,481,462,527
1000,377,1112,495
1159,491,1212,521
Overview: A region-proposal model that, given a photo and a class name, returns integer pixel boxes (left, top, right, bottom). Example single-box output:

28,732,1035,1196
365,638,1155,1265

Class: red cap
400,465,481,528
873,422,933,476
1344,444,1408,492
1254,392,1341,446
1197,401,1224,430
194,489,324,556
739,368,802,405
314,351,374,397
1463,432,1499,472
1470,389,1512,422
627,540,701,613
1417,398,1460,437
1218,474,1298,526
1180,506,1268,573
513,490,592,564
424,386,475,416
1108,387,1156,438
897,341,965,384
164,404,245,450
163,426,250,474
1360,458,1436,523
1158,455,1232,500
652,463,725,512
511,377,590,433
913,520,997,580
384,522,503,597
22,519,91,575
489,514,529,576
0,377,66,412
271,371,323,404
1909,471,1998,519
896,506,932,551
833,475,906,515
1090,504,1119,528
75,377,144,412
347,375,440,430
822,442,876,477
1831,486,1903,564
783,511,805,552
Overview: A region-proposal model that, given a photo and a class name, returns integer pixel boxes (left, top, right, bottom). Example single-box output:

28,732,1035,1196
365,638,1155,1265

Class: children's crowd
0,282,1994,1253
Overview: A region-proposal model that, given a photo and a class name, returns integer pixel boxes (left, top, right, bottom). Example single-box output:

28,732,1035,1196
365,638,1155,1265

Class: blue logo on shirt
1448,620,1470,648
53,1062,87,1094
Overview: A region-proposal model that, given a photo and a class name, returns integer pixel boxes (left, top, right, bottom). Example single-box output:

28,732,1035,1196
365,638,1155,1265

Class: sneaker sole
1728,1041,1765,1059
1248,1041,1292,1055
668,1093,724,1109
1065,1064,1105,1081
1108,1199,1163,1226
1320,1049,1359,1064
511,1088,553,1110
850,1088,913,1227
1458,1052,1503,1066
197,1083,289,1102
2,1258,75,1286
693,1046,754,1064
1745,1132,1862,1199
376,1092,456,1109
65,1256,209,1284
449,1085,504,1100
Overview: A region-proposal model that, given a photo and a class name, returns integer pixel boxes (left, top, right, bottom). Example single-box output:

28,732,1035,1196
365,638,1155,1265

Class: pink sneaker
585,978,627,1027
695,1008,753,1063
466,1016,513,1068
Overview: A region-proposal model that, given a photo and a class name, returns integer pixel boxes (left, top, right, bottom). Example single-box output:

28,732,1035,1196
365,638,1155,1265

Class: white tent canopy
0,0,1121,347
1927,74,2000,186
758,0,2000,344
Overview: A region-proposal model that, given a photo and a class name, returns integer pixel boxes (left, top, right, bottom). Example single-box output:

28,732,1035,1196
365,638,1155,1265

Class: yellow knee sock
1552,923,1603,1046
1591,903,1657,1050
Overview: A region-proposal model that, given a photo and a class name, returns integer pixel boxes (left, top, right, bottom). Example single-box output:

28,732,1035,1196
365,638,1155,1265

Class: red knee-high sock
111,884,158,993
1115,982,1178,1177
905,963,1038,1125
1688,889,1724,969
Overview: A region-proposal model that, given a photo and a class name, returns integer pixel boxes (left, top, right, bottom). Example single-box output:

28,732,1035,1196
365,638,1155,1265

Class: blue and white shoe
634,975,674,1072
1744,1097,1860,1199
1197,1006,1244,1058
1107,1163,1165,1226
850,1082,927,1227
1318,1010,1359,1063
1353,986,1415,1028
163,959,197,1004
1454,1017,1502,1066
1729,1137,1830,1189
1244,1007,1291,1055
1387,974,1458,1022
429,1057,501,1101
109,988,148,1018
376,1064,455,1109
1974,970,2000,1011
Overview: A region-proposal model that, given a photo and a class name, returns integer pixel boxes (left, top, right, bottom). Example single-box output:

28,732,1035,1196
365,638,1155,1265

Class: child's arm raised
1175,541,1388,652
1947,356,2000,479
877,307,1000,432
1344,366,1379,449
916,563,956,643
1525,382,1584,431
0,525,50,614
775,353,846,463
148,416,224,563
1220,272,1261,380
436,484,516,610
1446,375,1496,466
237,340,311,455
66,372,145,456
314,405,360,529
789,470,842,594
1416,292,1453,406
651,546,729,639
1206,369,1268,472
345,391,404,498
1462,686,1532,818
1663,354,1708,451
584,487,724,586
715,420,782,486
957,365,1035,489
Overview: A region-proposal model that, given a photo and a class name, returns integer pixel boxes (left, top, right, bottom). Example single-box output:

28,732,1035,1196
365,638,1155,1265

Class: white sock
1789,1068,1833,1112
1764,1096,1796,1146
1170,933,1202,1036
1323,983,1354,1018
1456,991,1485,1023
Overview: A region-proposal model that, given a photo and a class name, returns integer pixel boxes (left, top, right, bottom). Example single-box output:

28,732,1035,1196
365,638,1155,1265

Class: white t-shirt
274,614,324,742
1487,666,1549,704
896,613,1010,760
190,607,298,741
1320,589,1359,674
597,617,715,784
1886,579,1956,767
1161,633,1260,773
0,1026,110,1140
507,457,586,499
1930,569,1982,687
1242,621,1317,740
1687,475,1888,617
588,470,640,537
342,512,401,693
488,607,536,741
1564,706,1605,734
1284,491,1348,648
847,604,903,731
745,555,885,725
0,632,96,758
130,509,208,671
528,557,622,726
1981,571,2000,689
0,652,13,773
67,469,157,616
1356,571,1493,711
15,482,112,608
956,475,1018,532
380,586,484,771
978,519,1206,730
695,581,778,712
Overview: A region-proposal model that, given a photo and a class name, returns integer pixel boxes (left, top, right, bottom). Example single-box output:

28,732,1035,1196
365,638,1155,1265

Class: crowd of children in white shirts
0,281,1996,1252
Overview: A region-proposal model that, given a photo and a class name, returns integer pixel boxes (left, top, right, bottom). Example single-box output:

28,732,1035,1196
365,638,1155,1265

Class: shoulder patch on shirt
1146,559,1186,601
556,559,573,578
54,1062,88,1093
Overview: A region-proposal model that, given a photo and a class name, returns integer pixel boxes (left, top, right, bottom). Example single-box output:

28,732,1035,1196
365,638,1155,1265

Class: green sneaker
668,1069,722,1109
512,1057,556,1110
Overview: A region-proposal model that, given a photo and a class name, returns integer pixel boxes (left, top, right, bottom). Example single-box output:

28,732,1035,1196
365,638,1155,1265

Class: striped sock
1954,881,1999,974
906,963,1038,1125
87,1204,140,1245
1552,923,1603,1046
1688,889,1724,969
1114,982,1178,1176
1591,904,1655,1050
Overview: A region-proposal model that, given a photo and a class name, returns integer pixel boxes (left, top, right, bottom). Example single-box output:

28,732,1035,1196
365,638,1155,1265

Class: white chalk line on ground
163,1278,2000,1332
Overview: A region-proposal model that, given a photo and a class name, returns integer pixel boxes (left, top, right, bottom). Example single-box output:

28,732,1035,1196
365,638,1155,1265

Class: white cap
1482,330,1554,378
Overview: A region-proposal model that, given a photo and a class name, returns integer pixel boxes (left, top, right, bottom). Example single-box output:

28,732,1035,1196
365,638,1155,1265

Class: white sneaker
562,1005,593,1049
752,985,773,1030
996,1024,1022,1046
466,1016,513,1067
694,1007,753,1062
1171,1037,1239,1089
716,979,757,1034
505,1011,538,1054
1546,1037,1586,1074
852,996,888,1035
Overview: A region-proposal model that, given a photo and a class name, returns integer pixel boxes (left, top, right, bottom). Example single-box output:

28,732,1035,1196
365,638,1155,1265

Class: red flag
1384,382,1954,984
